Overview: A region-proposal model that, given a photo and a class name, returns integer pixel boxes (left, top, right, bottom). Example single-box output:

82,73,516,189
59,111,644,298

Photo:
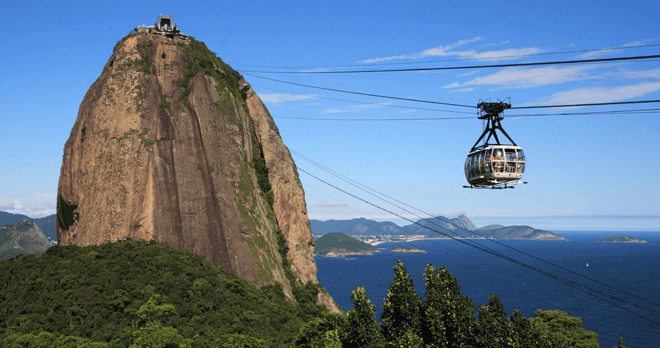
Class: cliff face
0,220,52,260
56,32,338,311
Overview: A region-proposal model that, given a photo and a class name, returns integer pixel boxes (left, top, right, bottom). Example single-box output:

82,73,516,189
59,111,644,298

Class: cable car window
518,149,525,161
506,149,515,161
521,162,526,174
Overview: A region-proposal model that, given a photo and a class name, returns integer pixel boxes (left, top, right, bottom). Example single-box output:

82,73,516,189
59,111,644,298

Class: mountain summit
56,27,335,309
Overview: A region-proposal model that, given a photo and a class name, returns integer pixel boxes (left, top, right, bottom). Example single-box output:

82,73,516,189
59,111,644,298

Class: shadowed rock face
56,33,339,311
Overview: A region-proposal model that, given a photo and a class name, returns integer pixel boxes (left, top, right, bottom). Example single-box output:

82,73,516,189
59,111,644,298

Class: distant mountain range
0,211,57,242
310,215,564,241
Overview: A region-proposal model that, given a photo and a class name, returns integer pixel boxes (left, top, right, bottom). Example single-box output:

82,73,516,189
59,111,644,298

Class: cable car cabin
464,145,525,188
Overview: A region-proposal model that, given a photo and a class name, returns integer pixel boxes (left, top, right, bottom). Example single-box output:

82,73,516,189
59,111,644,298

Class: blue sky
1,0,658,230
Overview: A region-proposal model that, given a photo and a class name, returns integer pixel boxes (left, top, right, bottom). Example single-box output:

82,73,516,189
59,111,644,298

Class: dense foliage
296,260,606,348
0,240,329,347
314,233,377,256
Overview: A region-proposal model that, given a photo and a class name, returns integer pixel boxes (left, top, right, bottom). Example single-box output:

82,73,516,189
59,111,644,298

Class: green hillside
314,232,377,256
0,240,328,347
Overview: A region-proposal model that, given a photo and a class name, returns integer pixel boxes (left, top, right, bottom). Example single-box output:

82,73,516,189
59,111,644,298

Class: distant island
311,215,565,244
598,235,647,243
390,246,426,253
314,232,379,257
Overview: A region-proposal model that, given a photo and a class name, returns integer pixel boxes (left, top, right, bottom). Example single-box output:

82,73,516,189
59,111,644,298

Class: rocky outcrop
56,32,339,311
241,82,318,284
0,220,52,260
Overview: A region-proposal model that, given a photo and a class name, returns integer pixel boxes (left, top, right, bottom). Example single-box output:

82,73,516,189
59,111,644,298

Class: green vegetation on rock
314,232,377,256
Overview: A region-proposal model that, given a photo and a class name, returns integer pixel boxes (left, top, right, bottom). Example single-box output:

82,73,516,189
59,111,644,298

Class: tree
509,309,557,348
295,313,349,348
381,260,422,346
617,336,626,348
476,294,515,347
421,264,478,347
530,309,600,348
345,287,384,348
211,334,268,348
130,294,189,348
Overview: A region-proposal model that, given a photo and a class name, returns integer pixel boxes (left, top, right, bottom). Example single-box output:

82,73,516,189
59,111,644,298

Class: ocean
315,231,660,347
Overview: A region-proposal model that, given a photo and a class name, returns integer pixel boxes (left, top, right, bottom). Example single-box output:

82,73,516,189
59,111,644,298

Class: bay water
315,231,660,347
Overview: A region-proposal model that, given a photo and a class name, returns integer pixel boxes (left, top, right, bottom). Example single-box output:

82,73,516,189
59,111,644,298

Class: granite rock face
56,33,339,311
241,82,318,284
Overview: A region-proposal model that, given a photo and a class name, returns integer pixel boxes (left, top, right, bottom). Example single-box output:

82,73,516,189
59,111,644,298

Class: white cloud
448,88,475,93
359,37,484,63
441,82,462,89
359,37,545,64
458,69,482,77
577,50,613,59
622,38,656,47
471,47,544,60
617,68,660,80
314,201,349,208
532,82,660,105
260,93,316,103
577,39,656,59
448,65,601,89
0,199,56,218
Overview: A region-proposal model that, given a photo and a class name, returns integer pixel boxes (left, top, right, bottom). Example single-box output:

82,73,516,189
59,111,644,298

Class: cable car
464,98,527,189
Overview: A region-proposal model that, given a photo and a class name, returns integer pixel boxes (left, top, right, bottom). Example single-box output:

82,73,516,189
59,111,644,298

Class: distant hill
314,232,378,256
0,211,57,242
0,220,52,260
477,224,505,231
310,218,402,236
598,235,647,243
476,225,565,240
310,215,564,240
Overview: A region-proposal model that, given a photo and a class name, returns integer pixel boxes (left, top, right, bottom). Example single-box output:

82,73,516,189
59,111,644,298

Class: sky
1,0,658,231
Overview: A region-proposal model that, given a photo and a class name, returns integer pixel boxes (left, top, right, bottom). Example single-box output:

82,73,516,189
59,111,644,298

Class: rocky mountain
56,31,336,310
310,215,564,240
400,215,478,237
0,220,52,260
1,212,58,242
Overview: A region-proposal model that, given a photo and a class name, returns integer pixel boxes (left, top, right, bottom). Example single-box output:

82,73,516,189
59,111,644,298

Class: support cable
243,73,474,108
239,54,660,74
246,73,660,110
272,108,660,121
288,148,660,311
232,43,660,69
